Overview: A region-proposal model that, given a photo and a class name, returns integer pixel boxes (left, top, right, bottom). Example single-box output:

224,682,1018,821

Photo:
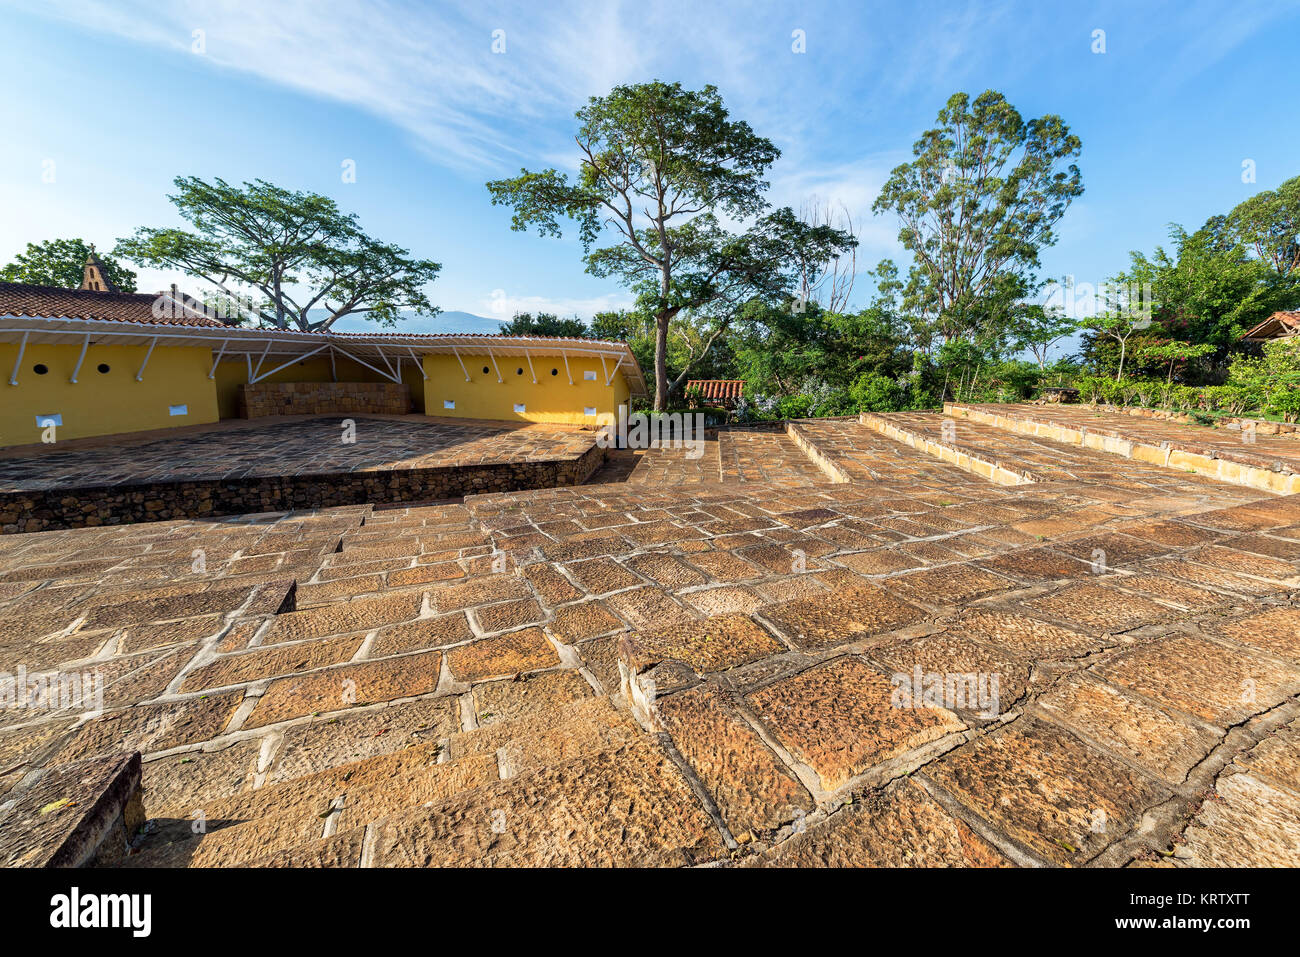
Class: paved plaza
0,410,1297,867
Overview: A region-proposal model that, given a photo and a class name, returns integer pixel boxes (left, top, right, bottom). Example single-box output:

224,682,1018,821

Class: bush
850,372,907,412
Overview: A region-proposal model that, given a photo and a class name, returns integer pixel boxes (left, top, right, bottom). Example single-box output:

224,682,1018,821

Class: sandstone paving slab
657,683,813,836
867,632,1032,718
0,752,142,867
179,634,363,693
605,586,697,629
1033,673,1221,785
269,696,461,783
1202,606,1300,662
1175,771,1300,866
744,778,1010,867
59,691,244,762
547,601,625,644
246,653,441,728
924,718,1170,866
368,613,475,657
471,669,594,727
562,557,645,594
367,738,727,867
1233,717,1300,794
747,656,965,793
260,590,423,644
471,598,547,634
941,608,1102,659
759,585,927,652
1023,582,1176,634
445,628,561,682
884,564,1016,606
1095,634,1300,727
1138,558,1286,597
620,615,783,676
142,738,263,817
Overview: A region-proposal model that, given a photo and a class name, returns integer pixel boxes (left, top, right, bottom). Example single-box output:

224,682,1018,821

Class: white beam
8,331,28,385
451,346,470,382
407,347,429,380
249,343,329,384
251,339,273,380
604,354,623,386
561,349,573,384
207,339,228,379
524,349,536,383
488,349,502,383
69,333,91,383
328,344,403,383
135,336,159,381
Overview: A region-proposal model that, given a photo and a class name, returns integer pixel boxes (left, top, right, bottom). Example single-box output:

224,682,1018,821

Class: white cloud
479,289,633,320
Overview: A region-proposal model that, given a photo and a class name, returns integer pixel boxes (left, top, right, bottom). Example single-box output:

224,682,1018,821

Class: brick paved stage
1,408,1297,868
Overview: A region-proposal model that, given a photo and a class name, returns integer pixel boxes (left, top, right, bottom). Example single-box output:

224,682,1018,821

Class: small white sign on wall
36,413,62,427
584,407,597,416
168,404,188,416
443,399,455,410
513,403,526,413
584,370,597,381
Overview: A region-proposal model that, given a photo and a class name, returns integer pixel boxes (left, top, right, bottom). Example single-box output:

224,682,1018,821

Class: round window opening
551,368,558,376
97,363,111,374
33,364,49,375
482,366,490,374
516,368,524,375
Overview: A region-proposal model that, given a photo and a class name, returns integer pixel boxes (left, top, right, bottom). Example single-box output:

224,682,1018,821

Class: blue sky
2,0,1298,335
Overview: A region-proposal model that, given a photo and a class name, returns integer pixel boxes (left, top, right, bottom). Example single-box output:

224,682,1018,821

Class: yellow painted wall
0,341,219,446
421,353,631,425
213,355,426,418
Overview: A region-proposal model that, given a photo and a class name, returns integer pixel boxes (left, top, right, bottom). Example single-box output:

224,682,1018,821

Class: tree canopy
115,177,441,331
1,238,137,292
487,80,854,409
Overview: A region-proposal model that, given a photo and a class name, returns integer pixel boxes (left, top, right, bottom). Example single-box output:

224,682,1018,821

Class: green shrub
850,372,906,412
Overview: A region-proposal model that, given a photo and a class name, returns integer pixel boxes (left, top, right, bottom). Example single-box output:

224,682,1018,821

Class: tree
1012,297,1076,369
1,238,137,292
1081,283,1154,380
1136,339,1216,384
487,81,851,409
500,312,592,338
872,90,1084,345
1228,175,1300,283
116,177,440,331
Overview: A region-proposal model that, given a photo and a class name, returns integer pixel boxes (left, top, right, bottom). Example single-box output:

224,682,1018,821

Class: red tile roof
686,379,744,405
1242,311,1300,340
0,281,228,327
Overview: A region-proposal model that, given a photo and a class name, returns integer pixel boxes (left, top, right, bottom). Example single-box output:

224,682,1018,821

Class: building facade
0,273,644,447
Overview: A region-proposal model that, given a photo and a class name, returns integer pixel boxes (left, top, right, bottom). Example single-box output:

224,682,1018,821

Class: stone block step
118,696,641,867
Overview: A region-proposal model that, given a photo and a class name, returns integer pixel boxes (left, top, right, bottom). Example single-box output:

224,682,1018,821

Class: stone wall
238,382,412,418
0,443,606,533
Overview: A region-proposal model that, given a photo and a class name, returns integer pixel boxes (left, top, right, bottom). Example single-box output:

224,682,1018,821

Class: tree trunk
654,309,670,411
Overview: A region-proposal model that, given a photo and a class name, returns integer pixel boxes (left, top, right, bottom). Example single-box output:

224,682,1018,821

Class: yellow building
0,266,645,448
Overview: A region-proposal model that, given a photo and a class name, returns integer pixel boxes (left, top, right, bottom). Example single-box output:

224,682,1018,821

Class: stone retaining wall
0,443,605,533
238,382,412,418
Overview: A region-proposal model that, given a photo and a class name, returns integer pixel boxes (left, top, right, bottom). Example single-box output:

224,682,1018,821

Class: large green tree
872,90,1084,347
116,177,440,331
499,312,592,338
1228,174,1300,283
1,238,137,292
486,81,852,409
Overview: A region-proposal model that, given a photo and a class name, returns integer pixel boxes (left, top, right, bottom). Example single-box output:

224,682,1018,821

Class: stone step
947,402,1300,495
265,736,727,867
115,696,640,867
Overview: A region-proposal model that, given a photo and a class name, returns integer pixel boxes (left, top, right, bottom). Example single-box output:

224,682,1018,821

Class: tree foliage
1,238,137,292
116,177,440,331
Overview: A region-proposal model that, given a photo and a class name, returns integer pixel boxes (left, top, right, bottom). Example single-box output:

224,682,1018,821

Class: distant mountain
329,310,505,336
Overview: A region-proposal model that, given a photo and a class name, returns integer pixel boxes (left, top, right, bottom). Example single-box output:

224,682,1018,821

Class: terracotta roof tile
0,281,228,327
687,379,745,404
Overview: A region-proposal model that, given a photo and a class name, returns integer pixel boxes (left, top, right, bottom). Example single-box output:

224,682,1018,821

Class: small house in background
685,379,744,409
1242,311,1300,341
